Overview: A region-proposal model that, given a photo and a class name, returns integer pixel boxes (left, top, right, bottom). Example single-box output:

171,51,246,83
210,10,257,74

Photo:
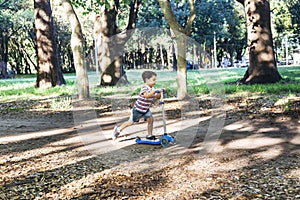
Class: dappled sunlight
251,145,283,161
257,127,280,133
1,74,299,198
80,110,209,155
0,127,76,144
287,168,300,181
0,146,93,180
0,131,93,184
224,120,254,131
44,168,111,199
290,133,300,145
225,135,285,149
259,52,273,62
1,110,299,199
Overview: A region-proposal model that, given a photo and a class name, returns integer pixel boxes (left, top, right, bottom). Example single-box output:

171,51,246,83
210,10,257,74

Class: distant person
112,71,164,140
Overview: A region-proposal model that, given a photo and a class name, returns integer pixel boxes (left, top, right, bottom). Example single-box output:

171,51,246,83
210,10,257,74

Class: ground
0,94,299,199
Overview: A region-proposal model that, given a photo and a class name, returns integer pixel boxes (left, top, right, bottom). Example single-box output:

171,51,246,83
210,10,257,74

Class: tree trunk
158,0,196,99
95,0,140,86
238,0,282,84
34,0,65,88
95,6,124,86
62,0,90,99
176,34,188,99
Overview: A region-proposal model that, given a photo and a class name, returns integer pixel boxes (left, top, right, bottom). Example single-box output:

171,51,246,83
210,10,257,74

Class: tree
34,0,66,88
236,0,282,84
0,0,25,69
158,0,196,99
272,1,300,59
0,0,9,9
62,0,90,99
0,11,12,64
288,1,300,36
94,0,141,86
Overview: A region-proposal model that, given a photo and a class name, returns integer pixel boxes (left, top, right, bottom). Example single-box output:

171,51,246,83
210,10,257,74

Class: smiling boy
112,71,163,140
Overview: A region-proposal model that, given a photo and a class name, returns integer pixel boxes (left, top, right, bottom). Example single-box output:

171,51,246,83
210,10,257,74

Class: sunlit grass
0,78,76,101
0,66,299,102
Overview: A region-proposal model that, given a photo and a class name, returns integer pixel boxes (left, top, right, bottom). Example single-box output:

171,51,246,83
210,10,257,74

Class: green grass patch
0,77,76,101
49,96,73,110
0,67,299,102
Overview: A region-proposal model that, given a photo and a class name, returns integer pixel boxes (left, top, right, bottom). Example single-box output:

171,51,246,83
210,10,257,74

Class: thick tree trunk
2,34,9,63
95,6,126,86
239,0,282,84
63,0,90,99
34,0,65,88
95,0,140,86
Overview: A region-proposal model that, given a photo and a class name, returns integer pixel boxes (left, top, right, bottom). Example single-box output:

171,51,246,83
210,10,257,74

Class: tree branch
0,0,9,9
158,0,185,33
185,0,196,35
127,0,141,30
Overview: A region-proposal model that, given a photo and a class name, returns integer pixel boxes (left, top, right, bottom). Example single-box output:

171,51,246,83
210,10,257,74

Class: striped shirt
134,85,154,113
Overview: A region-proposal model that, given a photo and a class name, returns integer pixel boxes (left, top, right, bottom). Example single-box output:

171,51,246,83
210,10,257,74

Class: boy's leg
146,116,154,136
112,120,134,140
112,108,136,140
119,121,134,132
143,109,155,139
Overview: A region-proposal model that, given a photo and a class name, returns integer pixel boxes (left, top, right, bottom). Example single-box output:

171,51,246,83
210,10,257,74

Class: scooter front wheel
161,138,169,147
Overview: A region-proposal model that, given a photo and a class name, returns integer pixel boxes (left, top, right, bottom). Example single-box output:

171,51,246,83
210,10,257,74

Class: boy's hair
142,71,157,83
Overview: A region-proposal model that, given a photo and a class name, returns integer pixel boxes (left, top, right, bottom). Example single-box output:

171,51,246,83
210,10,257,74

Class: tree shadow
1,96,299,199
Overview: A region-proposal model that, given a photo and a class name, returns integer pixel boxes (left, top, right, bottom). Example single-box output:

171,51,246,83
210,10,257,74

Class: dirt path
0,96,299,199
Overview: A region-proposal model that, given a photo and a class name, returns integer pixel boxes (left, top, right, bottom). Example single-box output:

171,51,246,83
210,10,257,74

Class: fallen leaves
0,94,299,199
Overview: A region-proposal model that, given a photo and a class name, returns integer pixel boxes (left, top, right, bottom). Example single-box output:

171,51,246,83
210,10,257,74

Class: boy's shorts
129,107,152,122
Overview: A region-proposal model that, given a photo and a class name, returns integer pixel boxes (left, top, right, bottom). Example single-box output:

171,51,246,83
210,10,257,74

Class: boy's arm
143,89,163,99
142,89,157,98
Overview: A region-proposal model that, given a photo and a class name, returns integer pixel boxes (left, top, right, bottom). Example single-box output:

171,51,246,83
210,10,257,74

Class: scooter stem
160,90,167,134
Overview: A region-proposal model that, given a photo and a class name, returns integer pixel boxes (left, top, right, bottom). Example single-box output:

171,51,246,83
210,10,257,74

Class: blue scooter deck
135,134,175,147
135,137,161,145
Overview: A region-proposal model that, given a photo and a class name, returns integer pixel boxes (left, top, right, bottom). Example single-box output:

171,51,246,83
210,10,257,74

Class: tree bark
62,0,90,99
95,5,122,86
158,0,196,99
34,0,65,88
95,0,140,86
237,0,282,84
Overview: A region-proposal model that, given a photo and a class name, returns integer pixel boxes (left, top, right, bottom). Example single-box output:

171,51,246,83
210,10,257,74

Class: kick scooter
135,89,176,147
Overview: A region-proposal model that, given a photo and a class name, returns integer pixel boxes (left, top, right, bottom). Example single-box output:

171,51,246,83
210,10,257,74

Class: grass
0,66,299,102
0,78,76,101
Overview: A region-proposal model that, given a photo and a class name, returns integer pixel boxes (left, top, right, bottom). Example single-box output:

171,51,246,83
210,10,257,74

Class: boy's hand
155,88,165,93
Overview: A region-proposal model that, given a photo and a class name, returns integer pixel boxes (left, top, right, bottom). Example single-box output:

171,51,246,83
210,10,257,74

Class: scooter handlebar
155,88,165,94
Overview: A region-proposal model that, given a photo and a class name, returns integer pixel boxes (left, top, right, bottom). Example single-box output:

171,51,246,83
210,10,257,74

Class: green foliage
224,81,300,95
137,0,247,60
272,1,292,34
50,96,72,110
287,0,300,34
137,0,167,28
271,0,300,58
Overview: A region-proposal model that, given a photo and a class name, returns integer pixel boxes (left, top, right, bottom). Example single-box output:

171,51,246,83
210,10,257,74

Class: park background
0,0,300,199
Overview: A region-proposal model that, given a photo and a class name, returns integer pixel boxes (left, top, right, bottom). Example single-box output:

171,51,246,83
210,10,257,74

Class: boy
112,71,164,140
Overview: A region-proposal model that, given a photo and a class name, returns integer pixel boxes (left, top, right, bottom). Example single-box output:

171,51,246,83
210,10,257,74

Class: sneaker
112,126,120,140
146,135,156,140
